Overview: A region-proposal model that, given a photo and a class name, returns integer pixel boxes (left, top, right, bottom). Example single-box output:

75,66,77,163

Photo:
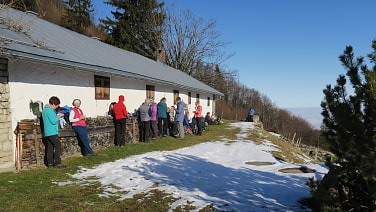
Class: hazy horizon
286,107,322,129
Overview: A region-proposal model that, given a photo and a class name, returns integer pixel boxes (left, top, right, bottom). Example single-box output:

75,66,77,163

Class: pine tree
62,0,93,33
312,41,376,211
100,0,165,60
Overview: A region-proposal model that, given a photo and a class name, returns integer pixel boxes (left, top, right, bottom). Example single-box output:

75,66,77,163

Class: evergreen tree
311,41,376,211
100,0,165,60
62,0,93,33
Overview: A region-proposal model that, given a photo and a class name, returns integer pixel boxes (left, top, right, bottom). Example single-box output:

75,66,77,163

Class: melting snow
66,122,328,211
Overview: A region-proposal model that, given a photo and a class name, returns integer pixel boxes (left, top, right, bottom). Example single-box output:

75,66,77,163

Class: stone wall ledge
24,125,115,140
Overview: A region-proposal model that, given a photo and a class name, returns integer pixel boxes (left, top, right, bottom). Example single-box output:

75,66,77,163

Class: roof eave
3,49,224,96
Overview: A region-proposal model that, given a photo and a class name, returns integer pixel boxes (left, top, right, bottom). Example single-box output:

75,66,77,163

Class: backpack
108,102,116,118
57,105,71,123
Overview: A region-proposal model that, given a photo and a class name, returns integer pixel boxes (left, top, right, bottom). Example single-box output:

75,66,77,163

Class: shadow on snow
122,153,324,211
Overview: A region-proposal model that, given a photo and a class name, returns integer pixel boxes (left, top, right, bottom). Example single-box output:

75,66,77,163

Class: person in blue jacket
246,108,255,122
174,97,186,139
42,96,66,168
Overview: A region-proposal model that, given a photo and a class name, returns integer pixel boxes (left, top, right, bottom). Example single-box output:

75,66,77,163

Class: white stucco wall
8,59,215,135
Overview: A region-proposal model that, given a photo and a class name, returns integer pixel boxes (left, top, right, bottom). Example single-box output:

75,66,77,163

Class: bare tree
163,7,231,75
0,3,53,56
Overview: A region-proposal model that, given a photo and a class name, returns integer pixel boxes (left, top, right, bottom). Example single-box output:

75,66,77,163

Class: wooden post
292,133,296,144
34,129,39,166
315,139,320,159
15,132,19,170
296,137,301,148
19,132,23,169
132,118,136,143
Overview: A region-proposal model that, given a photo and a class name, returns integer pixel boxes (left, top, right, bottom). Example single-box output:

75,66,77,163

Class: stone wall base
10,117,138,170
0,82,12,172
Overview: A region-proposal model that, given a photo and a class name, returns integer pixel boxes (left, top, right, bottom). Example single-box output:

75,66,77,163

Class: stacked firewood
15,119,43,169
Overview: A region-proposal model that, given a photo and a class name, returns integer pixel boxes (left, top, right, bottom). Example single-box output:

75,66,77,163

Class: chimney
156,48,166,63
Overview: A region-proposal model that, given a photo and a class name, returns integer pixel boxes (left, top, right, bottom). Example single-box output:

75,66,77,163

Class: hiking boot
85,152,98,156
54,164,67,168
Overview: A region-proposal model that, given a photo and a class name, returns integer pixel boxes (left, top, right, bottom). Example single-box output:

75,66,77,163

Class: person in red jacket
113,95,128,147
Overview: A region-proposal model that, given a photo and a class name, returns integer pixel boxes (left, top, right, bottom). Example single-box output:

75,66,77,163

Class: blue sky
92,0,376,108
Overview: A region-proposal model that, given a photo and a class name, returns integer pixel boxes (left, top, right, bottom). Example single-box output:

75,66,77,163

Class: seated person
183,111,190,126
205,112,212,124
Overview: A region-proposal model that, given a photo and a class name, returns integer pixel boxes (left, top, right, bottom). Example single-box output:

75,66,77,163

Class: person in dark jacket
113,95,128,147
139,98,151,142
42,96,66,168
157,97,168,137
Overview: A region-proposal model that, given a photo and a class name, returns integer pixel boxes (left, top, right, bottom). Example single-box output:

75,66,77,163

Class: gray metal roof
0,8,223,96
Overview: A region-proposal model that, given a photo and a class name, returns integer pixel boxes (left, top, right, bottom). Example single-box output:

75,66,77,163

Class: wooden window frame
94,75,110,100
173,90,179,104
188,92,192,104
146,85,155,99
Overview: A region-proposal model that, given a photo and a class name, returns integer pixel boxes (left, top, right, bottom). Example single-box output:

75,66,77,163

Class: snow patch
62,122,328,211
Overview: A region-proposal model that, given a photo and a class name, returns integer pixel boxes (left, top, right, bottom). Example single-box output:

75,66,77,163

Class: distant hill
286,107,322,129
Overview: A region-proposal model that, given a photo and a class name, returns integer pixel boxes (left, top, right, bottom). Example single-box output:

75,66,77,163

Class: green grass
0,121,236,212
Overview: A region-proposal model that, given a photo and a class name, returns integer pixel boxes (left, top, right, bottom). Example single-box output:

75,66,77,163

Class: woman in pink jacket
69,99,97,156
193,101,203,136
150,99,159,139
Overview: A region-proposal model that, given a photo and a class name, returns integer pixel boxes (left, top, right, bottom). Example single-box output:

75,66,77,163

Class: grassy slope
0,121,319,212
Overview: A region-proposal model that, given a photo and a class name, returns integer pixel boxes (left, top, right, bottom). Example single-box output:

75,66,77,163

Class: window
207,97,211,106
0,58,8,83
173,90,179,103
188,92,192,104
94,75,110,100
196,94,200,104
146,85,155,99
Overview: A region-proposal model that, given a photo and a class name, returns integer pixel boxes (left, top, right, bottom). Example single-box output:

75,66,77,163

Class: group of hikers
111,95,218,144
41,95,218,169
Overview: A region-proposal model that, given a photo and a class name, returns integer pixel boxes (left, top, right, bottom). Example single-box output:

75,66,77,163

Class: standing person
69,99,97,156
246,108,255,122
174,97,186,139
167,106,176,136
113,95,128,147
157,97,168,137
139,98,151,142
42,96,66,168
150,99,158,139
193,101,203,136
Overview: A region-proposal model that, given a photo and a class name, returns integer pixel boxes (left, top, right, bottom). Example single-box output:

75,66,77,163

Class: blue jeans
72,125,94,156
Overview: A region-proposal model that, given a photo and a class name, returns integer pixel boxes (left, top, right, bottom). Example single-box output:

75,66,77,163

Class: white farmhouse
0,8,222,171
